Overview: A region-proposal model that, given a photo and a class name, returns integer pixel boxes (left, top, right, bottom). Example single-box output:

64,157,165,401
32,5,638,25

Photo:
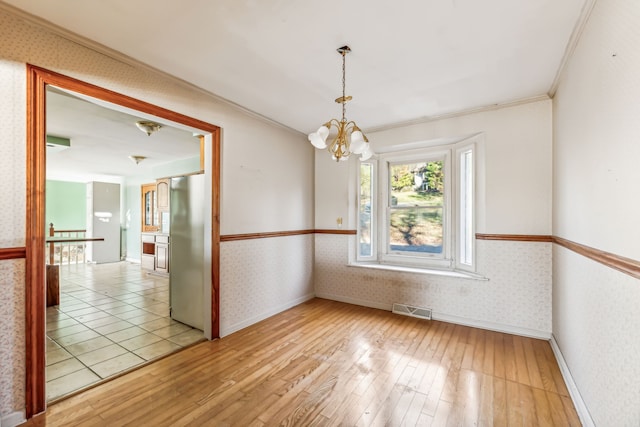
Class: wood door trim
25,64,221,418
0,247,27,260
25,64,47,418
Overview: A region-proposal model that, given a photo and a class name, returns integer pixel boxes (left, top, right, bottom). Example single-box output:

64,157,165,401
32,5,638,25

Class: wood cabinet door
156,179,170,211
141,183,159,232
156,243,169,273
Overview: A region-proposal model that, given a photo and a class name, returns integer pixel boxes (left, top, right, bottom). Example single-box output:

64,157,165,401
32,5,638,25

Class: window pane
389,161,444,254
359,163,373,257
459,150,473,265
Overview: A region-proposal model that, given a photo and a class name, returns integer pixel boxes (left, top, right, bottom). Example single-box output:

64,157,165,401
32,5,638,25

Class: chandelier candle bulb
350,129,365,154
308,124,330,149
360,145,373,161
307,45,373,162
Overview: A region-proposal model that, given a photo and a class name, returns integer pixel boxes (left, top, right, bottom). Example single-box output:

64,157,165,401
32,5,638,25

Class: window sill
347,262,488,280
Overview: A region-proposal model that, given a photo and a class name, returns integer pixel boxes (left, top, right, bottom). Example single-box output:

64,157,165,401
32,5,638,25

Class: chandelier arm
327,120,350,161
344,121,358,132
327,118,342,130
327,134,339,152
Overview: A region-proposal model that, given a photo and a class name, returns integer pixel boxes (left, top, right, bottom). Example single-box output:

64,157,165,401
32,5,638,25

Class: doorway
25,65,221,417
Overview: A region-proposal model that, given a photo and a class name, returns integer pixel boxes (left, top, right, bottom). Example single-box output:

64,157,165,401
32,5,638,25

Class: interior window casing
380,149,452,269
355,137,478,274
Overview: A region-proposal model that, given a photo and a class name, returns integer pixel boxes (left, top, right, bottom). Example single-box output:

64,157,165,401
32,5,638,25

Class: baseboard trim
432,312,551,340
220,292,316,337
315,293,551,339
125,257,141,264
1,411,26,427
315,293,393,312
550,335,595,427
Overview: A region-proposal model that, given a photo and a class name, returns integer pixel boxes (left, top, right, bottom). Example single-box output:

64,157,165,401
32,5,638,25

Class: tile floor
46,261,204,401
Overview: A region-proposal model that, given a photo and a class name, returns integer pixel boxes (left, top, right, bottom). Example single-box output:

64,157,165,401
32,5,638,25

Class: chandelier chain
341,51,346,121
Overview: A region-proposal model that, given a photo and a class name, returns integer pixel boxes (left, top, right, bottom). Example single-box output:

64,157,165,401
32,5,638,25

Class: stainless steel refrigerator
169,174,204,330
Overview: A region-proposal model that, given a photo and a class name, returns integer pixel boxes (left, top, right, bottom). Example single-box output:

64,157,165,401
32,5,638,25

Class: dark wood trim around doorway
25,64,221,418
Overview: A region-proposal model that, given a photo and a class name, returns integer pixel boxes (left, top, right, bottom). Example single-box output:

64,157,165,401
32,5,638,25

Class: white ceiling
46,88,200,180
5,0,588,134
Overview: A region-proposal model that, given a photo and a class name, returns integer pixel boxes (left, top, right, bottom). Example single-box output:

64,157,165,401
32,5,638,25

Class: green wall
46,180,86,230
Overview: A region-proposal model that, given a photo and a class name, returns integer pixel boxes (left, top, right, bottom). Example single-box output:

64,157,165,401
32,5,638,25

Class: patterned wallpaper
315,234,552,335
553,246,640,426
220,234,314,337
0,58,26,249
0,260,25,416
552,0,640,425
0,10,30,418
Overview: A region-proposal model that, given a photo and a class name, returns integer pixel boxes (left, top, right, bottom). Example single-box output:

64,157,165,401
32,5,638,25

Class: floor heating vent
392,303,432,320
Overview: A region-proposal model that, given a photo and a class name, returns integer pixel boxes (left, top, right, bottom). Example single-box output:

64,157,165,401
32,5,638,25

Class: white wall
314,99,554,336
552,0,640,425
221,118,314,235
369,100,553,234
0,7,314,420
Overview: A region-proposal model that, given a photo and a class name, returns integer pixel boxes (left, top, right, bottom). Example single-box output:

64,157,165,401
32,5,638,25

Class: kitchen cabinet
141,183,159,232
156,179,170,211
141,233,169,274
141,179,170,233
141,234,156,270
155,235,169,274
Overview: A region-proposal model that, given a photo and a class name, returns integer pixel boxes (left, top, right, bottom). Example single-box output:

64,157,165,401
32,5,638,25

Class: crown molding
547,0,598,98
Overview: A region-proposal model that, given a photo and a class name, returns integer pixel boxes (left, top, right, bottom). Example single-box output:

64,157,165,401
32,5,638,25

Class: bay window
357,138,477,273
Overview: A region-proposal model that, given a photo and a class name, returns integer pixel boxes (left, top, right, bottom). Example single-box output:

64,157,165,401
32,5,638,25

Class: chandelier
135,120,162,136
308,46,372,162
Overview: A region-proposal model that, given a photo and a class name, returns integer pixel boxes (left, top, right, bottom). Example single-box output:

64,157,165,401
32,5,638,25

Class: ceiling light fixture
135,120,162,136
129,155,146,165
308,45,372,162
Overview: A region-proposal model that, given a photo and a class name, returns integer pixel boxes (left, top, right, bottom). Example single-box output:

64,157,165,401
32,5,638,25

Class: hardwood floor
22,298,580,426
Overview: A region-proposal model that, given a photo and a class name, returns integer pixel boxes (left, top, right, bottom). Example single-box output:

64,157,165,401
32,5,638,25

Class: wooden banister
47,223,88,265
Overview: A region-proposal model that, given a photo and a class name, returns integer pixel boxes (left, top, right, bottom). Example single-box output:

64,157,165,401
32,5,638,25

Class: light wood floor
23,298,580,426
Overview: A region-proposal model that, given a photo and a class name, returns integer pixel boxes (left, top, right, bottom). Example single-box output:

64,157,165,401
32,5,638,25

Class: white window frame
356,137,478,274
380,148,452,269
455,144,475,272
356,161,377,262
